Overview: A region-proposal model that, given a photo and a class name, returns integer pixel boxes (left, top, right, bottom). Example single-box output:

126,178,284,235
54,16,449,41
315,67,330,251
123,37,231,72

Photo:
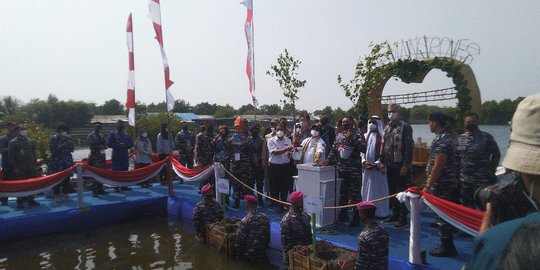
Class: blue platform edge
167,194,439,270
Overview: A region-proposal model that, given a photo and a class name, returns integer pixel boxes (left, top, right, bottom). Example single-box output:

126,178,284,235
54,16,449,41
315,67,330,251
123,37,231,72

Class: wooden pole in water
311,213,316,258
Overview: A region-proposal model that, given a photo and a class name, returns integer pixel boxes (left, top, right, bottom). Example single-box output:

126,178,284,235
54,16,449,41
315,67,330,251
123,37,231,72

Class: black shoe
382,215,398,224
429,240,457,257
394,219,408,229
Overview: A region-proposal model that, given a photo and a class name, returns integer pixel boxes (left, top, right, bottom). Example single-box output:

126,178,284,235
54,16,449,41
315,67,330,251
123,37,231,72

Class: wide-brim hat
502,93,540,175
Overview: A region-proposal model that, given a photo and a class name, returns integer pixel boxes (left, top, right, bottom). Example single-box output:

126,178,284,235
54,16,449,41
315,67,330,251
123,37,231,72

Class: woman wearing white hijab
362,116,391,218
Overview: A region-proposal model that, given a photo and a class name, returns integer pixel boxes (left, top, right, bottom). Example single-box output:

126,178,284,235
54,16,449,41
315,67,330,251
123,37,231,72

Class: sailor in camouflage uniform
354,201,389,270
423,112,458,257
235,195,270,263
176,124,195,169
193,183,223,239
226,117,253,208
87,122,108,196
456,112,501,208
249,125,266,205
324,116,367,227
196,124,216,188
280,191,312,270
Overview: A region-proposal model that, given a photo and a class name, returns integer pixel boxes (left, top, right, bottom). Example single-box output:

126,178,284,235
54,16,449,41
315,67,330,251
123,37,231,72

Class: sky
0,0,539,112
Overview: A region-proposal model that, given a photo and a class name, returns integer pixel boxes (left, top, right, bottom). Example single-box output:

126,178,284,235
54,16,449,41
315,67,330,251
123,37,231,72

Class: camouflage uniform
192,199,223,238
226,132,253,200
176,130,195,169
250,135,265,202
280,209,312,270
354,222,389,270
381,120,414,222
427,131,457,241
235,209,270,262
456,131,501,207
88,130,107,194
195,131,214,166
8,135,38,205
327,130,366,206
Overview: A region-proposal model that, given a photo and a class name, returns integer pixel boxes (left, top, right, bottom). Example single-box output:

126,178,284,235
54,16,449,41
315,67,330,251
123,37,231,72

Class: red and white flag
241,0,258,107
126,13,136,126
149,0,175,112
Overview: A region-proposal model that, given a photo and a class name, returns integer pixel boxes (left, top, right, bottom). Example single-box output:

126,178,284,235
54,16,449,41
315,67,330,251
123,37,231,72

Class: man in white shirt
299,124,325,164
268,124,294,213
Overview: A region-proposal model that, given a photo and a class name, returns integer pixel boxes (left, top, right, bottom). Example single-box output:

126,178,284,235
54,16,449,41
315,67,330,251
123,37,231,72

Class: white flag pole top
149,0,175,112
241,0,258,107
126,13,136,127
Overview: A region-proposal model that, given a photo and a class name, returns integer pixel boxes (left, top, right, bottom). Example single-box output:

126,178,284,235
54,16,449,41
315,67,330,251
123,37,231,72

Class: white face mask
60,131,68,136
142,133,148,138
20,130,28,137
276,130,284,138
310,130,319,137
368,123,377,131
270,127,276,133
388,112,398,121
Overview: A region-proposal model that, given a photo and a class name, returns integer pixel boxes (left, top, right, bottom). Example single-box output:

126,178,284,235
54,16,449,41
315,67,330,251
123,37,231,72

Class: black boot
338,209,349,222
348,210,360,227
429,238,457,257
382,214,398,224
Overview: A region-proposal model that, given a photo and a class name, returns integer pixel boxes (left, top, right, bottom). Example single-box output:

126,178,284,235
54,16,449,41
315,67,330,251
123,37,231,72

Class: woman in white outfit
361,116,391,218
299,124,326,164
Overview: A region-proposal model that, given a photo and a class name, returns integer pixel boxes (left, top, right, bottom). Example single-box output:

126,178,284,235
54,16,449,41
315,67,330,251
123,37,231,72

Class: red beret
289,191,303,204
201,184,213,195
244,195,257,204
356,201,376,211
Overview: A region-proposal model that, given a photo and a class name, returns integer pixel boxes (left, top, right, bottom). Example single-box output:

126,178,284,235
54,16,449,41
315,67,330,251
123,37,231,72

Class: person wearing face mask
361,116,391,218
8,125,41,208
107,119,133,190
456,112,500,209
88,122,108,196
196,123,215,189
134,128,153,188
299,124,326,164
322,116,367,227
175,123,195,169
467,93,540,270
380,103,414,229
268,123,294,213
423,112,458,257
49,124,75,201
0,122,18,206
226,117,253,209
249,125,266,205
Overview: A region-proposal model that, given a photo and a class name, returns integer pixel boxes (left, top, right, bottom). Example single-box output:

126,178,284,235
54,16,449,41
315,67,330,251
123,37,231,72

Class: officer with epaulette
323,116,367,227
226,117,253,208
235,195,270,263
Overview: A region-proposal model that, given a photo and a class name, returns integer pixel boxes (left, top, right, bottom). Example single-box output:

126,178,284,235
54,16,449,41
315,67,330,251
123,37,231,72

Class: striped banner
241,0,258,107
126,13,136,126
149,0,175,112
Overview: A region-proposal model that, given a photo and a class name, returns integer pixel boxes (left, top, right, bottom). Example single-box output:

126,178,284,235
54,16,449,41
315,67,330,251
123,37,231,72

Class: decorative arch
367,57,482,124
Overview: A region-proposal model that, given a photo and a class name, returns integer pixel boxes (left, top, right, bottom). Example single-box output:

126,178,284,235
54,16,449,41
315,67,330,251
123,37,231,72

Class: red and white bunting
126,13,136,126
241,0,258,107
149,0,175,111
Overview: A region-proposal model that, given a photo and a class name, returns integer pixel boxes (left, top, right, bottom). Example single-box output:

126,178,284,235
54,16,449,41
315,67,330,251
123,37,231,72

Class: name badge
234,153,240,161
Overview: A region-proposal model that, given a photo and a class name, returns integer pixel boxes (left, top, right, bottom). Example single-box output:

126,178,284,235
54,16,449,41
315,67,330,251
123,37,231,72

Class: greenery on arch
338,42,472,126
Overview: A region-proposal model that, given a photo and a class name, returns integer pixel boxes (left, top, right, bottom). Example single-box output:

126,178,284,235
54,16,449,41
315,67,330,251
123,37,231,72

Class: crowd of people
2,92,539,269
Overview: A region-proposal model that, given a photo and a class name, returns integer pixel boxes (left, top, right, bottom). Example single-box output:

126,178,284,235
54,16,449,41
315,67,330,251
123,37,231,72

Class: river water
1,125,508,269
0,216,279,270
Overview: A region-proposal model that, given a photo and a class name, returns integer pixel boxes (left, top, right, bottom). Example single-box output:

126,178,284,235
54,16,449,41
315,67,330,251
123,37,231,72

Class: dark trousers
269,163,292,202
432,182,456,241
15,169,37,203
252,167,265,199
159,154,168,182
338,170,362,206
460,179,493,208
230,170,253,199
386,165,409,219
54,176,71,195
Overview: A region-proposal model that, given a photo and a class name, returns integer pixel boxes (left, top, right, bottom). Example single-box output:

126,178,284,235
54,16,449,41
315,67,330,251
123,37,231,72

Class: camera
474,172,537,225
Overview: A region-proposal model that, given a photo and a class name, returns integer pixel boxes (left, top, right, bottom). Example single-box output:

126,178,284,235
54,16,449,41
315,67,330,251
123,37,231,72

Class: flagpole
251,0,257,123
157,2,175,196
131,14,137,143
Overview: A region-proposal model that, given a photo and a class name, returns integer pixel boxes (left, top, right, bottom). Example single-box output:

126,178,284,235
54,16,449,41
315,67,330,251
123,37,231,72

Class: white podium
295,163,342,227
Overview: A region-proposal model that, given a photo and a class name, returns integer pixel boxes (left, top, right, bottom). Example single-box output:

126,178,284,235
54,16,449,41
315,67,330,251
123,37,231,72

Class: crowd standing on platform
5,92,540,269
